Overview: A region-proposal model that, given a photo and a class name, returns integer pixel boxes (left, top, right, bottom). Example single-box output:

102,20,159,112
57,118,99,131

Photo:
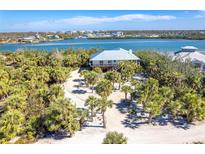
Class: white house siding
90,59,138,67
89,48,140,67
90,60,117,67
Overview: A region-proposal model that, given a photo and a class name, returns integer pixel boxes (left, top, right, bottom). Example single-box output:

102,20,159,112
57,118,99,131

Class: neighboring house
112,31,124,37
18,36,35,43
174,46,205,72
89,48,140,68
54,35,60,39
35,33,41,39
46,34,60,39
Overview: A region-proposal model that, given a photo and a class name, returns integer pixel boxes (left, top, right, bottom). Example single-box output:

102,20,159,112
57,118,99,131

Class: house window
108,60,112,64
100,61,103,65
113,60,116,63
90,61,93,66
193,63,201,68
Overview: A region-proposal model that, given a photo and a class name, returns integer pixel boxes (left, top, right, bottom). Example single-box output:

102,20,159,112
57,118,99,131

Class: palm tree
168,100,182,122
97,97,113,128
96,79,113,98
119,61,139,82
77,108,89,131
63,54,78,67
187,73,202,92
138,78,159,109
85,71,98,93
145,94,164,124
116,73,122,90
80,70,89,78
4,94,27,112
121,85,132,101
137,78,164,124
46,84,64,106
85,96,98,121
0,80,9,100
181,92,205,123
0,69,10,83
93,67,102,74
105,71,121,90
44,98,79,137
159,86,174,111
35,67,50,83
49,67,69,83
131,79,141,90
0,109,25,143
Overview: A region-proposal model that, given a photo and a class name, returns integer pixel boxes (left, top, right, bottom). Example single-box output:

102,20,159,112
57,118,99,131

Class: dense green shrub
102,131,127,144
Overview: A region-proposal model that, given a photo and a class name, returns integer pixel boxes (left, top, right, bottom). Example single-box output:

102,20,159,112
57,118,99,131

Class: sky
0,10,205,32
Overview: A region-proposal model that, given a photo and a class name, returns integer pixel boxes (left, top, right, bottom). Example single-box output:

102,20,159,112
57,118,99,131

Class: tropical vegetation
1,48,205,144
102,131,127,144
0,48,96,143
135,51,205,124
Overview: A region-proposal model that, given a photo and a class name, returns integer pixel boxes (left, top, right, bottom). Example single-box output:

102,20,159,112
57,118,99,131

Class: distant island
1,30,205,44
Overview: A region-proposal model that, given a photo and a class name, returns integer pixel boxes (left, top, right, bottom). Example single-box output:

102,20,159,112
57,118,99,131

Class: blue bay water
1,39,205,52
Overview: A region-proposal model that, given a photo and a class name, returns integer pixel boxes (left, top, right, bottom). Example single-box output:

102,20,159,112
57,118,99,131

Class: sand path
36,69,205,144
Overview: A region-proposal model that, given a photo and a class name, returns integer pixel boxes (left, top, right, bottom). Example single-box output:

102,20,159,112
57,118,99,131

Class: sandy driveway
36,69,205,144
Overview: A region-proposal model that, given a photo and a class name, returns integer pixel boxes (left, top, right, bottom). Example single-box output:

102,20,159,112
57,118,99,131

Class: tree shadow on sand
116,99,190,130
42,117,103,141
83,113,104,128
72,89,87,94
73,78,86,87
115,99,130,114
122,114,148,129
73,79,84,82
43,130,71,140
154,115,190,129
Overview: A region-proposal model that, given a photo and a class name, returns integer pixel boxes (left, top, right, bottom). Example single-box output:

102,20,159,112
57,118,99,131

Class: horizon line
1,29,205,33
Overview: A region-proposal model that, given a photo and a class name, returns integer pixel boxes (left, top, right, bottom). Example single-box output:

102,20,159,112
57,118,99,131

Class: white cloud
62,14,176,25
13,14,176,30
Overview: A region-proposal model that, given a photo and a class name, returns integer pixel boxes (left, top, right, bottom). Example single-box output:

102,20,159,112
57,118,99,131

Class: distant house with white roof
18,36,36,43
174,46,205,72
112,31,124,37
89,48,140,68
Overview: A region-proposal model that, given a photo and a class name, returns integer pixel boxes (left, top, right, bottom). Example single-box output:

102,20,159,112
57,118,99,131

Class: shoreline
1,37,205,45
0,38,64,45
1,38,205,53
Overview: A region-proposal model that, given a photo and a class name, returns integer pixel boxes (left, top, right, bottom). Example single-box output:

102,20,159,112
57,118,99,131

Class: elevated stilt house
89,48,140,69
